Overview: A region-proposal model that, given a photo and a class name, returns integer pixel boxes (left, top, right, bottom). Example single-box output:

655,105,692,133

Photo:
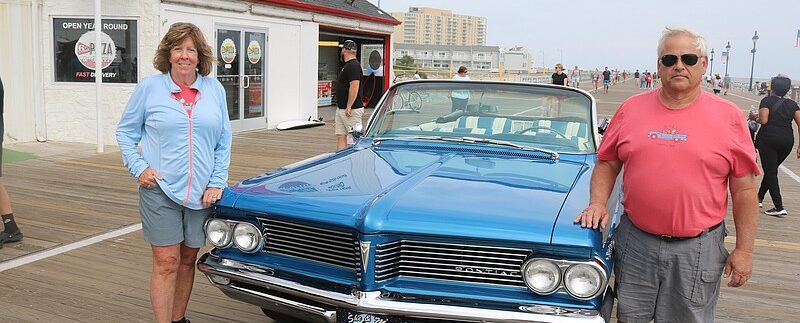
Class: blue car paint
224,144,586,245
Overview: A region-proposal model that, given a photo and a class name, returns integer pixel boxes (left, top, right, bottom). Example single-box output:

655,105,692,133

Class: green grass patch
2,148,38,164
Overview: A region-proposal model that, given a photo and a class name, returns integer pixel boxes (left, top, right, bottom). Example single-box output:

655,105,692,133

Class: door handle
243,75,250,89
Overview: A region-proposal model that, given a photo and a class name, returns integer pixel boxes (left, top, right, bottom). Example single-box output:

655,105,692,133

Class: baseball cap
339,40,357,51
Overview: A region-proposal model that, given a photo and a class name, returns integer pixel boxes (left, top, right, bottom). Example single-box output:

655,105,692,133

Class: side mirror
351,123,364,140
598,118,610,135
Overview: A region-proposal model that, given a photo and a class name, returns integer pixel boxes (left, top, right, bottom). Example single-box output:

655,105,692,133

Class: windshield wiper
372,136,559,159
458,136,559,159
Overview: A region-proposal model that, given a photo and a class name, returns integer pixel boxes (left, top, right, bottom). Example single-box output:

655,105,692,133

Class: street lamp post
748,31,759,92
709,48,715,78
723,41,731,77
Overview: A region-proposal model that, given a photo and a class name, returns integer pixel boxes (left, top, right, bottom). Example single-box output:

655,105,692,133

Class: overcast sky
370,0,798,80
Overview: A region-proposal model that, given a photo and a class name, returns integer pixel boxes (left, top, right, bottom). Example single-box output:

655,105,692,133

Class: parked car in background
198,80,623,322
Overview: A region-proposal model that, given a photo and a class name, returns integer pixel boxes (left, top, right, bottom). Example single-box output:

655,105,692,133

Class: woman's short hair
457,66,468,74
153,22,215,76
771,75,791,97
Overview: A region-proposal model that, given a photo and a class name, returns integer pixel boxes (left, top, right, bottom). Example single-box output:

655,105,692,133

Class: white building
394,43,500,71
500,46,532,73
394,43,532,73
0,0,399,145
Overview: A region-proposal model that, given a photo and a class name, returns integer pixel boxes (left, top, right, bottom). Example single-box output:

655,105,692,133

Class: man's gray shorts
612,215,729,323
139,186,211,248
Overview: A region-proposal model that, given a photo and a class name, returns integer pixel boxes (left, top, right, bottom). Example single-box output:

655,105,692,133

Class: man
575,27,760,322
634,69,640,84
0,76,23,249
602,67,611,94
412,70,421,80
335,40,364,150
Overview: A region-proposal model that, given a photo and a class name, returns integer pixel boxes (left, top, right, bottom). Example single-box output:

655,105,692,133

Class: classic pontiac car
198,80,622,322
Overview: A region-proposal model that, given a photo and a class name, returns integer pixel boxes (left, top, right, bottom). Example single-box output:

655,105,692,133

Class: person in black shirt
551,64,568,86
602,67,612,93
755,75,800,217
0,76,23,249
335,40,364,150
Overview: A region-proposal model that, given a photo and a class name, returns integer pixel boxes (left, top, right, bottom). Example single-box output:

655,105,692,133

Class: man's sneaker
0,230,23,244
765,208,787,217
759,202,763,208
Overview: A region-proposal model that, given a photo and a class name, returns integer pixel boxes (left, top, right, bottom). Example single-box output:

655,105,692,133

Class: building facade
390,7,486,46
0,0,398,145
394,44,532,73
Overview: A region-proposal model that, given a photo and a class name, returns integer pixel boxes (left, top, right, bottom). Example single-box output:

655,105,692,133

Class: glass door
216,27,267,132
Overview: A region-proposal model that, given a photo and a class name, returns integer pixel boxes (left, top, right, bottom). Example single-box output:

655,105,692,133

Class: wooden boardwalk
0,79,798,322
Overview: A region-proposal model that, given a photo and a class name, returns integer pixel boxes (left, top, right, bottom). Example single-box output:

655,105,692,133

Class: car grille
375,240,531,287
259,218,361,275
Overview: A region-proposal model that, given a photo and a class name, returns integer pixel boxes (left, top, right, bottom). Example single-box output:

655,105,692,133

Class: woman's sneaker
765,208,787,217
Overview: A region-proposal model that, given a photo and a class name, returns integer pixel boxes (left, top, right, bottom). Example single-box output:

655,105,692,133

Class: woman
451,66,470,111
713,74,722,95
551,63,568,86
591,69,600,91
116,22,232,323
755,75,800,217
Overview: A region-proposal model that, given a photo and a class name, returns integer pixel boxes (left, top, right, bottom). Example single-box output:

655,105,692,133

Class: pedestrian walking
570,66,581,88
592,69,600,91
755,75,800,217
575,27,760,323
645,72,653,89
116,22,232,323
552,64,568,86
412,70,421,80
713,74,723,95
602,67,611,93
723,74,732,95
640,70,648,89
334,40,364,150
0,76,23,249
451,66,471,112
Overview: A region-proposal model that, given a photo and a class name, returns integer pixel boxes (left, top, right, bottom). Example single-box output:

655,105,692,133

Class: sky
369,0,799,80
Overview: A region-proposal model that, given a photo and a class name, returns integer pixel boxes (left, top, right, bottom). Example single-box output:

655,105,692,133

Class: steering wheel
515,125,570,140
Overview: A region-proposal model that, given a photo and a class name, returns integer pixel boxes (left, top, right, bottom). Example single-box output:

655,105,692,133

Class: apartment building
390,7,486,46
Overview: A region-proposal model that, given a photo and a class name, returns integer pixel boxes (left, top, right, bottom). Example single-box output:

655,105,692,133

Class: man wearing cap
575,27,760,322
335,40,364,150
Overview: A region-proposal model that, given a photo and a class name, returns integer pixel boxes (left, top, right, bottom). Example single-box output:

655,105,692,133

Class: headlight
563,263,604,299
233,222,262,253
522,259,561,294
205,219,232,247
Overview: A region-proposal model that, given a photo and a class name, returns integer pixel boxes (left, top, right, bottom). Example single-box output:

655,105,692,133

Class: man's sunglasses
660,54,702,67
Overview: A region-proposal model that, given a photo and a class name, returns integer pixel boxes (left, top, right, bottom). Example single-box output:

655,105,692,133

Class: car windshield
366,81,596,153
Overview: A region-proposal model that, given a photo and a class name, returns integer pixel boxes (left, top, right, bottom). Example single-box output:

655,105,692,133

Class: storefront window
53,18,138,83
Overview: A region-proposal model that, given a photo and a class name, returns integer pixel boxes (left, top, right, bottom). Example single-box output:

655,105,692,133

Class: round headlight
205,219,232,247
563,263,604,299
522,259,562,294
233,222,262,253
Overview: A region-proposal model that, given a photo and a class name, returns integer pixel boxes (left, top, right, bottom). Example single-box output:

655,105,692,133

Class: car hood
226,144,590,244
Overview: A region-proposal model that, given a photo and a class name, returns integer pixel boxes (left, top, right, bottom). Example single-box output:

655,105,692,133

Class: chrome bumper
198,252,611,323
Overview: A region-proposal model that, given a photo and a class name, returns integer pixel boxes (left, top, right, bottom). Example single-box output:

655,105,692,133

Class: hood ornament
359,241,371,270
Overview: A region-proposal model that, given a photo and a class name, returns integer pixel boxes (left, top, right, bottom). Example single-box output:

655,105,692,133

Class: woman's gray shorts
139,186,211,248
612,215,729,323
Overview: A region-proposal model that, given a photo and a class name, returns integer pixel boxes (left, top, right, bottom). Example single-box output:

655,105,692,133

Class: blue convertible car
198,80,622,322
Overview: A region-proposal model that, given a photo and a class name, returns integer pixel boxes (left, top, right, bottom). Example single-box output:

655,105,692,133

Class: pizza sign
74,30,117,69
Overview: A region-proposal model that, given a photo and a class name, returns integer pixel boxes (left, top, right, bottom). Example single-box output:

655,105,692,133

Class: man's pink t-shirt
598,90,761,237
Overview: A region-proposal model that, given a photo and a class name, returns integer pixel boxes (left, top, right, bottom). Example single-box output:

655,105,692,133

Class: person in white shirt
412,70,421,80
570,66,581,88
451,66,471,111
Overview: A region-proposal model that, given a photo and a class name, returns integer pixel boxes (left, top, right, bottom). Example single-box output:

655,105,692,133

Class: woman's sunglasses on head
660,54,701,67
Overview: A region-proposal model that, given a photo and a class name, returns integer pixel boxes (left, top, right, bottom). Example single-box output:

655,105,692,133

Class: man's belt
657,221,724,241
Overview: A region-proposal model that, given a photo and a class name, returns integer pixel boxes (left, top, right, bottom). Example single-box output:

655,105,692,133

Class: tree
397,54,415,67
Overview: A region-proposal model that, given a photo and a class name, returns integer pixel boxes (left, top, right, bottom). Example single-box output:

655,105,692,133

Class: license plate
337,310,401,323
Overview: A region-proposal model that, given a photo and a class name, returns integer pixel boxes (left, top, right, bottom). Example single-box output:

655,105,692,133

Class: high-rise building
390,7,486,46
